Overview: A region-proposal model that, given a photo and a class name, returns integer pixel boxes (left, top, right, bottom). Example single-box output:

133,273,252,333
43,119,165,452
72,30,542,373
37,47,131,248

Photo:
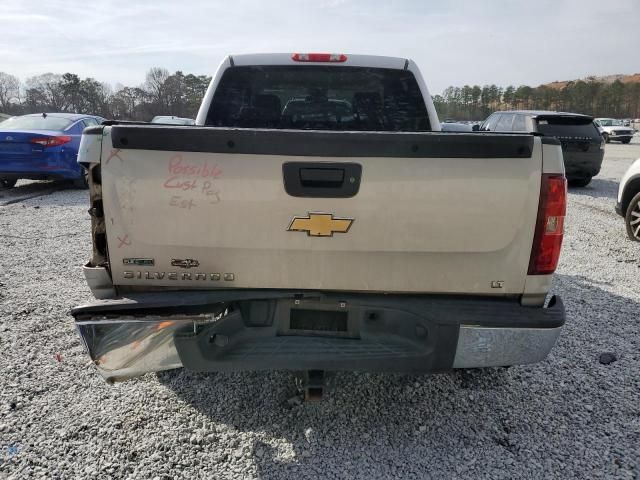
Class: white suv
595,118,635,144
616,158,640,240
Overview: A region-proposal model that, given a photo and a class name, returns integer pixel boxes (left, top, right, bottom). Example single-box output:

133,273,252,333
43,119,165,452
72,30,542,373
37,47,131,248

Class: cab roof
499,110,593,119
229,53,409,70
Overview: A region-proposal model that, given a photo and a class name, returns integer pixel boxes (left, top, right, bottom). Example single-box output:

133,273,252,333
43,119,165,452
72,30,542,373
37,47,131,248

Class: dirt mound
542,73,640,89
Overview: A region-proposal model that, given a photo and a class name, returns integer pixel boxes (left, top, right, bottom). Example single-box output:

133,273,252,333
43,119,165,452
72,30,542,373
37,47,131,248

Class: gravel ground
1,139,639,479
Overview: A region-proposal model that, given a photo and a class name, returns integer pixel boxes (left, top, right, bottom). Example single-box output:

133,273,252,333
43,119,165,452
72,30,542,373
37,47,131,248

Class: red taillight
291,53,347,62
30,135,72,148
528,174,567,275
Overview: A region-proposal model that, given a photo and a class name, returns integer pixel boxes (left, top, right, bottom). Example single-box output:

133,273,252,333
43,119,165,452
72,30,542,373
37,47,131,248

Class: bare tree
79,78,112,117
24,73,66,111
60,73,83,112
111,86,146,120
145,67,170,112
0,72,20,113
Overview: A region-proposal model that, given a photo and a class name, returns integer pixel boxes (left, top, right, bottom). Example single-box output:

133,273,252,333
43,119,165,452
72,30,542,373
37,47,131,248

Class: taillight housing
292,53,347,62
528,174,567,275
30,135,72,148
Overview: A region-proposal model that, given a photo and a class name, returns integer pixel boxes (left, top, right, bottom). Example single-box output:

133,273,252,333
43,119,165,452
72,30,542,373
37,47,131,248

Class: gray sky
1,0,639,94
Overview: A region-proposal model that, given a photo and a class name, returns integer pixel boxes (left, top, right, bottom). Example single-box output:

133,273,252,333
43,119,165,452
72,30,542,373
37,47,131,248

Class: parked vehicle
71,53,566,389
441,121,473,132
0,113,103,189
480,110,604,187
616,158,640,241
151,116,195,125
595,118,635,144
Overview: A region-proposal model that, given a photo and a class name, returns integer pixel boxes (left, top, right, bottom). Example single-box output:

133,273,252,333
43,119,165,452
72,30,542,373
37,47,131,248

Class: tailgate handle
300,168,344,188
283,162,362,198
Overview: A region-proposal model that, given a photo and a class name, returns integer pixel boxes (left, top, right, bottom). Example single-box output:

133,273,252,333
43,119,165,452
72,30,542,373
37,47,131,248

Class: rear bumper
562,150,604,178
71,291,565,382
0,154,80,179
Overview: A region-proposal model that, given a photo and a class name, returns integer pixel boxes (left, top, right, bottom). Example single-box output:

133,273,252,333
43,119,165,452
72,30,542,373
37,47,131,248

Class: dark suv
480,110,604,187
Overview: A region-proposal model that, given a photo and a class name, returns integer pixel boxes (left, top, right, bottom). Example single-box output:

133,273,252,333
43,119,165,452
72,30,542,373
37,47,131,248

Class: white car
616,158,640,240
595,118,635,144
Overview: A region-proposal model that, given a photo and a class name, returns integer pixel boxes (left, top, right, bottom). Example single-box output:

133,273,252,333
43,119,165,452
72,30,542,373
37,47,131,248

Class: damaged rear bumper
71,290,565,382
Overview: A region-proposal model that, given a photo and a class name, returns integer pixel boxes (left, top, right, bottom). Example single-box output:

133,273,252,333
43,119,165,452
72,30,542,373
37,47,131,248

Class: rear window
596,119,622,127
1,115,74,131
206,66,431,131
536,117,600,138
512,114,528,131
495,114,515,131
481,113,500,131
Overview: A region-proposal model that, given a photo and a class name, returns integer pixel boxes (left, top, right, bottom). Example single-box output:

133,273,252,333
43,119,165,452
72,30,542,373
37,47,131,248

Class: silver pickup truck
72,53,567,385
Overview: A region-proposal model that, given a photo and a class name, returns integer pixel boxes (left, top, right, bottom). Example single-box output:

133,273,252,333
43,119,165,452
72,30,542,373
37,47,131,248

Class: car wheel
603,133,610,143
621,139,631,144
568,176,592,188
72,168,90,189
625,191,640,241
0,178,17,189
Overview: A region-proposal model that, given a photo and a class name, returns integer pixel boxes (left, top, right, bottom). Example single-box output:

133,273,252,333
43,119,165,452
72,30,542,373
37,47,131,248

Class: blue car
0,113,103,189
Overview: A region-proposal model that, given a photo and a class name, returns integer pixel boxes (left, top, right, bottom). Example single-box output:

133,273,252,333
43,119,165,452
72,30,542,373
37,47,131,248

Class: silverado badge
288,213,354,237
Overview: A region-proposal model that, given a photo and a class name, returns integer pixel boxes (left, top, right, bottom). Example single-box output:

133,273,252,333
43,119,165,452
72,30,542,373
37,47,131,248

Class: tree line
433,80,640,121
1,68,639,122
0,68,211,120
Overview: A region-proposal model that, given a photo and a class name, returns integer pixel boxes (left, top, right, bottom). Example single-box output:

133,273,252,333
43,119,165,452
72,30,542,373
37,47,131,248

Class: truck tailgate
100,127,541,295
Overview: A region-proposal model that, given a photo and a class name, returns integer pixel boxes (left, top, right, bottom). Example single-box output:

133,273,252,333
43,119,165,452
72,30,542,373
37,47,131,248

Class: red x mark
117,235,131,248
106,149,123,164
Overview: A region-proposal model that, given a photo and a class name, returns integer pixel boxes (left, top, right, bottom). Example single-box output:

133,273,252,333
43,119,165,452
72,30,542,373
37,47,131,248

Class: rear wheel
0,178,17,189
621,138,631,144
568,176,592,188
625,191,640,241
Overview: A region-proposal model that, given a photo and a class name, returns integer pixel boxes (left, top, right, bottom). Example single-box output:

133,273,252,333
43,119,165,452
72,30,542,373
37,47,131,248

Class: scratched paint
116,177,137,225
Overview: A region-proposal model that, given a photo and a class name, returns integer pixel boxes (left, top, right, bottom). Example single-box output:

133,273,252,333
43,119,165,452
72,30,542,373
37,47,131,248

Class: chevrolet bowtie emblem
288,213,354,237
